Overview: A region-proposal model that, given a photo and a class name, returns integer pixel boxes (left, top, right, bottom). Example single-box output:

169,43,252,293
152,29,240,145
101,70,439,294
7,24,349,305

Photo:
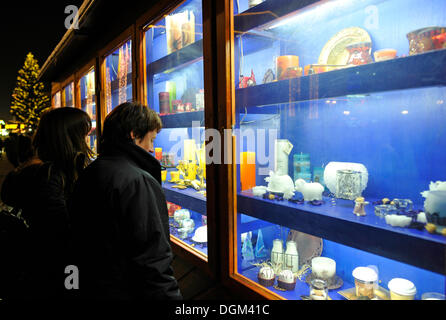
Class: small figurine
353,197,369,216
239,69,256,88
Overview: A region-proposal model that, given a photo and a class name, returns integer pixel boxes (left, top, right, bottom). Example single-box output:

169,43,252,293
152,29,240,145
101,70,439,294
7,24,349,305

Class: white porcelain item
274,139,293,176
252,186,267,197
388,278,417,300
324,162,368,195
311,257,336,279
271,238,284,266
192,225,207,243
265,171,295,194
295,179,324,201
284,240,299,272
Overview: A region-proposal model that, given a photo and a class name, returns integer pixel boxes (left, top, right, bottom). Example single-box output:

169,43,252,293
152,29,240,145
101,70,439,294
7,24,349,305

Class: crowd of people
0,102,182,300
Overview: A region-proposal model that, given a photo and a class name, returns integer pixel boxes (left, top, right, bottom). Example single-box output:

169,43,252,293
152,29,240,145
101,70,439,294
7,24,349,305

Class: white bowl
388,278,416,300
192,225,207,243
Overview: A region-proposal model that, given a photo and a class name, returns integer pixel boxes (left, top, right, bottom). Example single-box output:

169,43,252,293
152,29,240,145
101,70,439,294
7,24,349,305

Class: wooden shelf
235,49,446,109
237,191,446,275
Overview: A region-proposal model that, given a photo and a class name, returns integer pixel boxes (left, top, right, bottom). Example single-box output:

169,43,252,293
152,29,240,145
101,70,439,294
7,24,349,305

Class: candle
183,139,196,161
311,257,336,280
155,147,162,161
240,151,256,191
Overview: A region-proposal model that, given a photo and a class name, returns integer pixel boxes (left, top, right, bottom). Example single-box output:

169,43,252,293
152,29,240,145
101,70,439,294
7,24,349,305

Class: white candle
311,257,336,279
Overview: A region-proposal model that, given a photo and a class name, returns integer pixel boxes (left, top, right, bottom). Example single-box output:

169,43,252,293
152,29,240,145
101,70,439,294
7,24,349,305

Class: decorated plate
318,27,372,65
287,230,323,268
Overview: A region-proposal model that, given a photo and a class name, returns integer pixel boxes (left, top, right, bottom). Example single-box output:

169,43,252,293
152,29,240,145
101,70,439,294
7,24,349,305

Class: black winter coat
68,141,182,300
1,161,70,299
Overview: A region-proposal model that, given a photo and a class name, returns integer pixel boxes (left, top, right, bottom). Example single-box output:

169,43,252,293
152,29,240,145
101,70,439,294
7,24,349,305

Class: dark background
0,1,84,121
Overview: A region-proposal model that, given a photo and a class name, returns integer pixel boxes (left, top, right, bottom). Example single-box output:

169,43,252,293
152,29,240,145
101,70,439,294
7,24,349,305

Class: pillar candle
240,151,256,191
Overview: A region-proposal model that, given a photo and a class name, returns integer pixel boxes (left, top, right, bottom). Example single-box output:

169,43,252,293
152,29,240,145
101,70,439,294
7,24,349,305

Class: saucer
305,272,343,290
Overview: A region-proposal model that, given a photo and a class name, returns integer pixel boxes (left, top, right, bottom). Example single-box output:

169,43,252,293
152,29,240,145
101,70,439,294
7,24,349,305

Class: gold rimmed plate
318,27,372,65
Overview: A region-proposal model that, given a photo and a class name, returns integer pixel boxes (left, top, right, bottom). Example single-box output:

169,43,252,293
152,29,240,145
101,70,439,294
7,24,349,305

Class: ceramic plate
318,27,372,65
287,230,323,268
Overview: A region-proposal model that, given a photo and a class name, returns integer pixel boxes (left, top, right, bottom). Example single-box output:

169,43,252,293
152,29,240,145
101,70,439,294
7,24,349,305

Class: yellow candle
183,139,196,161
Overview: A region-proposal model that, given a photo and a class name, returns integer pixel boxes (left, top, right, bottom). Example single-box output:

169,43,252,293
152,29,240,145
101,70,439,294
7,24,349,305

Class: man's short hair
100,102,162,150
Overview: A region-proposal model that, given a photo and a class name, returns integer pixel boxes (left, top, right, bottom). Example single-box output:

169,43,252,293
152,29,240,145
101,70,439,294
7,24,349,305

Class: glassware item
284,240,299,272
274,139,293,176
392,199,413,212
293,153,311,182
161,169,167,182
242,234,255,262
195,89,205,110
276,55,300,80
335,169,362,200
172,100,182,113
421,292,446,300
313,167,325,186
248,0,264,8
159,92,170,114
374,204,398,218
166,81,176,112
241,152,256,191
255,229,267,259
353,197,369,216
271,239,284,266
352,267,378,299
310,279,328,300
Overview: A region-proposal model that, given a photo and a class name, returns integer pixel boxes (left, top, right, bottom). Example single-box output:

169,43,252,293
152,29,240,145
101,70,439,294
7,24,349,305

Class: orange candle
276,55,300,80
240,152,256,191
155,147,162,160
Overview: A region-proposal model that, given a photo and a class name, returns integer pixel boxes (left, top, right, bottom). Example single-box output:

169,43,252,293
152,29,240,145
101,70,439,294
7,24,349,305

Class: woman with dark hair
1,107,93,300
69,102,182,300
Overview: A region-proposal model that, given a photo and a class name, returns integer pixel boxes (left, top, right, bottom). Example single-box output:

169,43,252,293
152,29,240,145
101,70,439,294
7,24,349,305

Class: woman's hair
99,102,162,153
33,107,93,192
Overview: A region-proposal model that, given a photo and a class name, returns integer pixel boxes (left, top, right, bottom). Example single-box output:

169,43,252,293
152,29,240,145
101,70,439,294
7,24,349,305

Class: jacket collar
101,141,161,184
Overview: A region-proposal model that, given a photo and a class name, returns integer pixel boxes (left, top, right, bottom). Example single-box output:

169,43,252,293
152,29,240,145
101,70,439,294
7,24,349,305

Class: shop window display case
62,82,75,108
78,67,97,153
232,0,446,300
103,39,133,115
142,0,208,261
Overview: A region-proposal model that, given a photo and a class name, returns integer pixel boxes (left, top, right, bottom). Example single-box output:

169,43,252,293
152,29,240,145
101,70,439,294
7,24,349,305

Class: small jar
310,279,328,300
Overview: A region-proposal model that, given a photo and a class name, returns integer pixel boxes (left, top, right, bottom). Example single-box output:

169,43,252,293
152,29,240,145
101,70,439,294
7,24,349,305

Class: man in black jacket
68,102,182,300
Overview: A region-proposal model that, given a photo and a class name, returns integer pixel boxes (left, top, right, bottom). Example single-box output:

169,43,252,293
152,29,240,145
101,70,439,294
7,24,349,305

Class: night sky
0,1,84,121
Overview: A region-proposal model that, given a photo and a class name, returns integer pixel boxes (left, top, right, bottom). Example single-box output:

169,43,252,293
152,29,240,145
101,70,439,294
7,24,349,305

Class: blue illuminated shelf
235,49,446,109
147,40,203,75
163,181,206,215
160,111,204,128
237,191,446,275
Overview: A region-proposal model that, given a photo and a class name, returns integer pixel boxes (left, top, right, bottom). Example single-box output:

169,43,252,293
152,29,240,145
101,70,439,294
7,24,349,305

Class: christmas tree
10,52,50,131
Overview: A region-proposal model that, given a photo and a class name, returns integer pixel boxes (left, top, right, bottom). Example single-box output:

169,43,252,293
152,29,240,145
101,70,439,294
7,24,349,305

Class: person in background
69,102,182,300
0,108,93,299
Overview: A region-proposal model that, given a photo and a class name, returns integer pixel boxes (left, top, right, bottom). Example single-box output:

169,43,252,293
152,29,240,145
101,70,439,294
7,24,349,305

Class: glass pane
63,82,74,108
233,0,446,300
53,91,61,108
79,68,97,153
144,0,207,259
104,39,133,114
